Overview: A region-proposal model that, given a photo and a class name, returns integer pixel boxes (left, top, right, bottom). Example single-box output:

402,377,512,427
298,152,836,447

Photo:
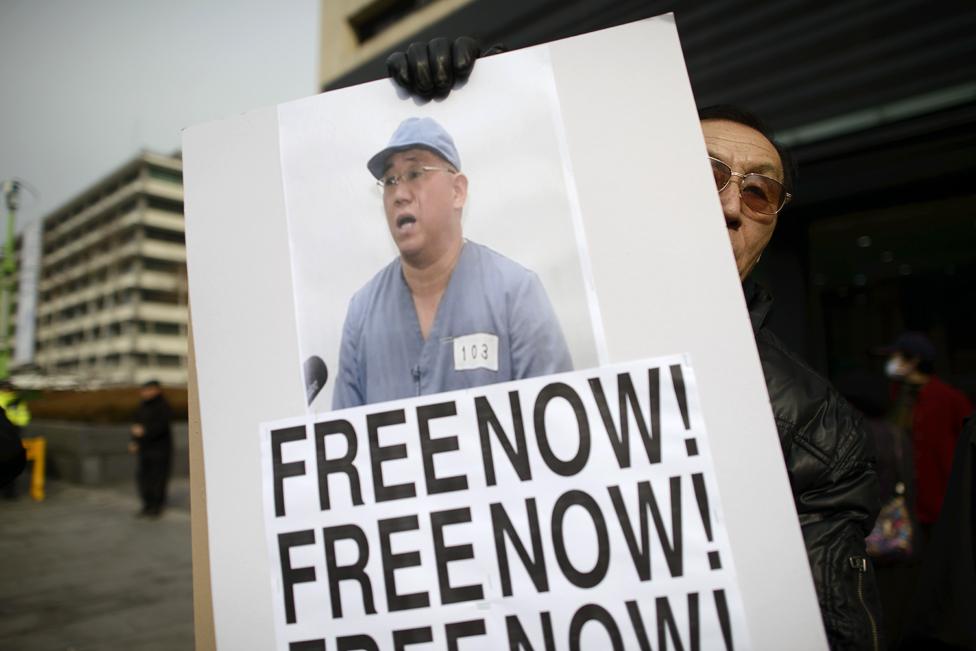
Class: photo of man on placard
278,51,601,412
333,117,573,408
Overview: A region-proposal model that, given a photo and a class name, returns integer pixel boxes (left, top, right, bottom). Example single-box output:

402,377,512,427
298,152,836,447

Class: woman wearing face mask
884,332,973,541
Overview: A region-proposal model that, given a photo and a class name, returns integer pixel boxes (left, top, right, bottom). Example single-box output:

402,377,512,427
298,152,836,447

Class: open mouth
396,214,416,229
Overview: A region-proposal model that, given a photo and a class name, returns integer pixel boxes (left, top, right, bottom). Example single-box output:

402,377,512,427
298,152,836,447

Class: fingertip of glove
385,51,410,88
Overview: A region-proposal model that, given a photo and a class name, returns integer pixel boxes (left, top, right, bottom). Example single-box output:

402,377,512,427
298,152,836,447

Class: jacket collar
743,277,774,331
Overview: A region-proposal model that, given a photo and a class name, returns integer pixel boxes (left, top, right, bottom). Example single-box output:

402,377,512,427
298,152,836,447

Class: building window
141,289,179,304
143,257,179,272
144,226,185,244
349,0,436,43
147,196,184,215
147,167,183,184
153,321,182,335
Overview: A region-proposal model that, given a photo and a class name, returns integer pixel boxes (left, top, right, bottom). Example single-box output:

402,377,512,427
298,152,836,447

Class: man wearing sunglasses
386,41,881,650
332,116,573,409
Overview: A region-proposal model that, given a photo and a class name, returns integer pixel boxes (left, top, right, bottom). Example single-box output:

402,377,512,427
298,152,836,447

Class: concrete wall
23,419,189,485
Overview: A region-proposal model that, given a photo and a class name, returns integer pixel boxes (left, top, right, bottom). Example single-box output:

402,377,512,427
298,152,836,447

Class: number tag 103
452,332,499,372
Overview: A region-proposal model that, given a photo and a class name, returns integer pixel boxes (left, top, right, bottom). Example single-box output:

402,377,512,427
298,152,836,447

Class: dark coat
0,408,25,486
746,280,882,650
901,414,976,650
134,393,173,456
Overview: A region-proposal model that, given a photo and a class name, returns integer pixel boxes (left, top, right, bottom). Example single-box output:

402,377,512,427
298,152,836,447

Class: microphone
303,356,328,405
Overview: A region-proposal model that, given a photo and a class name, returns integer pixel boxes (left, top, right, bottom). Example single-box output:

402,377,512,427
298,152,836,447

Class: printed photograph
277,49,603,411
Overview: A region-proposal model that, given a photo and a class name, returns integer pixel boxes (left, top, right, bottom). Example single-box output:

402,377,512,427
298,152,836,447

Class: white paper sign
184,14,827,650
260,355,749,650
452,333,499,372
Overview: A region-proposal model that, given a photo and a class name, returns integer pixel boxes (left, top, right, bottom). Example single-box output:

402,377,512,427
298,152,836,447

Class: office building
33,151,187,387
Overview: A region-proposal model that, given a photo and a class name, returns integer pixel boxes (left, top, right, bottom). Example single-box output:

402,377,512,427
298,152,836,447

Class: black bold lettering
431,507,484,604
393,627,433,650
278,529,316,624
271,426,306,517
568,604,624,651
588,369,661,468
337,635,380,651
625,601,652,651
418,402,467,494
551,490,610,588
367,409,414,502
476,392,532,486
608,478,683,579
314,419,363,510
656,593,693,651
506,612,556,651
687,592,701,650
322,524,376,618
446,619,487,650
713,589,734,651
490,499,549,597
290,640,325,651
632,594,701,651
534,382,590,476
378,515,429,611
669,364,691,430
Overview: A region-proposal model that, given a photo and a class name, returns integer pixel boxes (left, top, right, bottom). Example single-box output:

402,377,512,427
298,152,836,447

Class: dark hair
698,104,796,197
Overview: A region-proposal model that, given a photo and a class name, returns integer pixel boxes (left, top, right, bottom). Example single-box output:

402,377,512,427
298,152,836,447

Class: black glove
386,36,490,99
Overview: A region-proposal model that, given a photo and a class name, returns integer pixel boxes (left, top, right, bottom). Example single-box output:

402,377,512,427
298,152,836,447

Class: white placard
183,14,827,650
261,356,748,650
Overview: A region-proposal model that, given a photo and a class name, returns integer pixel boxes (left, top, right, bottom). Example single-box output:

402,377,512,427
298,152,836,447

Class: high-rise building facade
33,151,187,387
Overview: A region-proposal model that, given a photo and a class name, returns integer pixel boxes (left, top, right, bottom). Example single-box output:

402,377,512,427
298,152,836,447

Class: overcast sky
0,0,320,228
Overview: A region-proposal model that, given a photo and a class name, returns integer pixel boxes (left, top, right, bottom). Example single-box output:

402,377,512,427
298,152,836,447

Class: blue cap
367,117,461,179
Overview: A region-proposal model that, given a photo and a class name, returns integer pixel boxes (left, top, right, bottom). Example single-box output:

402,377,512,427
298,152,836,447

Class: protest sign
262,356,748,650
183,14,827,650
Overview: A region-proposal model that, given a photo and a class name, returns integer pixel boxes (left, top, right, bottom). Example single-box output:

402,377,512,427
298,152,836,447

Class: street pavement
0,478,194,650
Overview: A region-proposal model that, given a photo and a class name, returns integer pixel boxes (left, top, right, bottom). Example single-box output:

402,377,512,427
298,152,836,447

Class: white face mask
885,357,906,378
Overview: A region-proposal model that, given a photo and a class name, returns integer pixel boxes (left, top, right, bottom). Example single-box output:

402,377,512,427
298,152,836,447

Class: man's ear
452,172,468,209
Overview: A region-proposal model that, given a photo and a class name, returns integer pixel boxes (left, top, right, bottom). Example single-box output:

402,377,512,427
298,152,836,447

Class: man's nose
718,176,743,219
390,179,413,203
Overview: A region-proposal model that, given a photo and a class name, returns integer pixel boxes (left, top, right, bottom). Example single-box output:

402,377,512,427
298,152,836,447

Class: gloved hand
386,36,505,99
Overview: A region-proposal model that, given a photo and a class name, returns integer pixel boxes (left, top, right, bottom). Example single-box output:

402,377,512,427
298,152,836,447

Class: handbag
866,409,915,561
866,480,914,561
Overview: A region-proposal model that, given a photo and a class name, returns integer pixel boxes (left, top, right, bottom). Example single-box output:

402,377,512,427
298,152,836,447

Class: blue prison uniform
332,240,573,409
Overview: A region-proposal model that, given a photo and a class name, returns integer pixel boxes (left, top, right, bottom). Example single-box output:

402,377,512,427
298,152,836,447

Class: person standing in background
885,332,973,537
0,381,30,498
129,380,173,518
0,407,25,491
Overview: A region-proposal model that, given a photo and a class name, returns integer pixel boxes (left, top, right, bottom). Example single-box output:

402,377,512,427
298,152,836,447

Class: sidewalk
0,478,194,650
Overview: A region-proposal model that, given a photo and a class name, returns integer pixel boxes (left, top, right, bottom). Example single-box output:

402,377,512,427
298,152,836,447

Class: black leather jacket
746,280,882,650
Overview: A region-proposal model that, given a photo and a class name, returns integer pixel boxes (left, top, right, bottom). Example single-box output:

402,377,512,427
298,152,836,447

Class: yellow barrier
21,437,45,502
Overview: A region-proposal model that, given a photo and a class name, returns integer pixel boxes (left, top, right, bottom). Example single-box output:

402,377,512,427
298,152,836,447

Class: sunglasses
709,157,791,215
